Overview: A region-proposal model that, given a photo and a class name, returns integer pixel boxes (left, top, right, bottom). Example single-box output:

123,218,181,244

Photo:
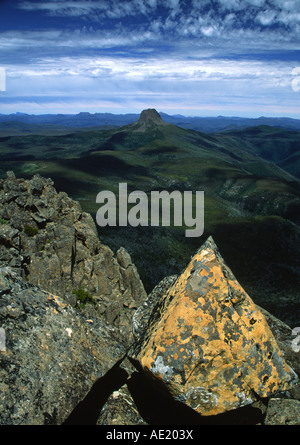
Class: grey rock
0,267,126,425
97,384,147,425
0,226,20,249
117,247,133,269
2,171,298,425
0,173,147,344
264,398,300,425
258,305,300,402
132,275,177,340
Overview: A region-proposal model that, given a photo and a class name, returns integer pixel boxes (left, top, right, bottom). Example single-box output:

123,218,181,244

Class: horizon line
1,110,300,120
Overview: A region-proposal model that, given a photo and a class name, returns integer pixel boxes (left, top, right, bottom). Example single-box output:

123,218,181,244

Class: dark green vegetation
1,110,299,325
23,224,39,237
72,289,95,307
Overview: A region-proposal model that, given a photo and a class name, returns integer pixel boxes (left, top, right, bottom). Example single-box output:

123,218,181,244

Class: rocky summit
130,237,298,416
131,108,168,132
137,108,163,124
0,171,146,346
0,172,299,424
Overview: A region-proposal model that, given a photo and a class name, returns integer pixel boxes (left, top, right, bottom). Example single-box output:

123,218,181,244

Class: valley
0,109,299,326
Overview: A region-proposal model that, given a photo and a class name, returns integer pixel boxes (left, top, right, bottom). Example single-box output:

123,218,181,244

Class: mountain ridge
2,111,300,133
0,110,299,324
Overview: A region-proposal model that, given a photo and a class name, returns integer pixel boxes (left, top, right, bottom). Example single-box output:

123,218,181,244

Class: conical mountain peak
138,109,163,125
130,108,168,132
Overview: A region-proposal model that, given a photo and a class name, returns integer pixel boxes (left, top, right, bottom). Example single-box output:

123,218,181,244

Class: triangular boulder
132,237,298,415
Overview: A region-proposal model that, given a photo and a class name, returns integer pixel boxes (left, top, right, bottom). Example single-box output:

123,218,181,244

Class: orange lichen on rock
46,292,67,309
135,237,298,416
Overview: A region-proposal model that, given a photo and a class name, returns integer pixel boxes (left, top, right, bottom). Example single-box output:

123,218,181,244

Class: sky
0,0,300,117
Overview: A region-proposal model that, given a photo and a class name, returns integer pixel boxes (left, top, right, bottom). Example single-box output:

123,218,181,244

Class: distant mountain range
1,111,300,133
0,108,299,324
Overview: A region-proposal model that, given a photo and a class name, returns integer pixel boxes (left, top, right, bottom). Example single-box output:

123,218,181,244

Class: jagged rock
132,275,178,339
264,399,300,425
130,237,298,416
97,384,147,425
131,108,168,132
0,267,126,425
258,306,300,402
1,171,298,425
0,172,147,344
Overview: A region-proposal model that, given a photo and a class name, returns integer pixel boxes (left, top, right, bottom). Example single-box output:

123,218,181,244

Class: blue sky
0,0,300,117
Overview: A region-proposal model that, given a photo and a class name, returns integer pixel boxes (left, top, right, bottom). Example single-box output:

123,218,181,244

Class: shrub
24,224,39,237
72,288,95,306
0,218,8,225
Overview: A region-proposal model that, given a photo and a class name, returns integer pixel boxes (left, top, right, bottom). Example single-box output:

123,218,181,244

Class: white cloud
217,0,244,11
2,0,299,117
165,0,181,18
12,0,300,45
256,9,277,26
17,0,158,18
4,50,292,92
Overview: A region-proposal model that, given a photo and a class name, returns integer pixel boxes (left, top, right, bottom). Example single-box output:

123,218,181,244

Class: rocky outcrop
0,172,299,424
137,109,164,125
131,108,168,132
0,171,146,345
130,237,298,416
0,267,127,425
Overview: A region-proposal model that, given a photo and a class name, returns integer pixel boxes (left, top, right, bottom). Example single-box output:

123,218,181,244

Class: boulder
0,267,126,425
264,398,300,425
130,237,298,416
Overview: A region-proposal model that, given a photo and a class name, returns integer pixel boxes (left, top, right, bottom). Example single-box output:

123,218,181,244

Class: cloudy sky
0,0,300,116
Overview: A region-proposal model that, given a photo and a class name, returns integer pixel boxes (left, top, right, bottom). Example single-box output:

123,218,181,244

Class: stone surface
264,398,300,425
0,267,126,425
137,108,164,125
131,237,298,416
97,383,147,425
132,275,178,339
131,108,168,132
0,172,147,345
1,171,299,425
259,306,300,402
